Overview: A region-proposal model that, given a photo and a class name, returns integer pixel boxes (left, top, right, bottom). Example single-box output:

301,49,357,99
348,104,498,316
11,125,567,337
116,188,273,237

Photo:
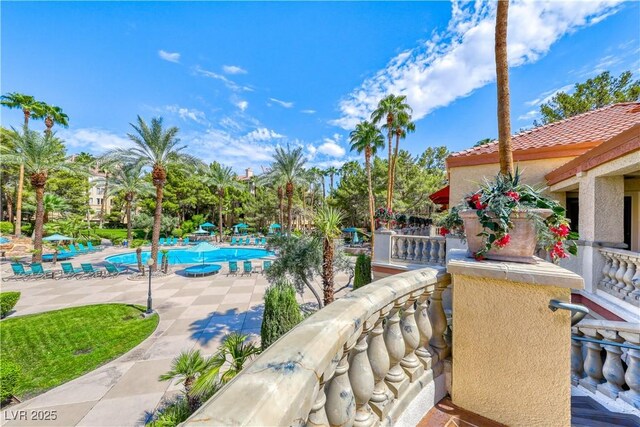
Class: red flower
494,234,511,248
473,252,485,261
550,241,568,259
505,191,520,202
550,224,570,238
439,227,449,236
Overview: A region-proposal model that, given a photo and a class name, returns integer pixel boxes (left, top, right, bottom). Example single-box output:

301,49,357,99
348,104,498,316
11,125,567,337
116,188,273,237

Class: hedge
0,292,20,318
261,282,302,350
353,254,372,290
0,361,21,403
0,221,13,234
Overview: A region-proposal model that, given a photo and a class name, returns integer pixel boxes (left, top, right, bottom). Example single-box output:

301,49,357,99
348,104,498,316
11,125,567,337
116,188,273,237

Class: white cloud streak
223,65,248,75
158,50,180,63
269,97,294,108
331,0,623,129
194,66,253,92
59,128,132,154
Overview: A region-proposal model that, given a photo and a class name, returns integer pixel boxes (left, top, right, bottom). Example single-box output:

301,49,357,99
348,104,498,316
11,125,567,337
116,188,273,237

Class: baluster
326,342,356,427
422,240,431,263
396,236,404,259
614,255,627,293
622,256,636,295
430,240,438,265
619,332,640,409
368,306,392,420
596,329,626,399
391,237,398,260
429,281,450,368
629,258,640,305
384,298,409,398
600,251,612,290
416,240,424,263
415,288,435,369
578,328,604,392
607,254,619,290
408,238,416,261
349,318,375,427
571,327,584,386
413,239,420,262
437,239,446,265
400,294,424,382
308,377,329,426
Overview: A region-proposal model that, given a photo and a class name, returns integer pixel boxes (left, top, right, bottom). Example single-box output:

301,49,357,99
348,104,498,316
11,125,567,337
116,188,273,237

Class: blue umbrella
43,234,75,241
269,223,281,229
342,227,358,233
235,223,249,228
187,241,220,265
193,226,209,234
200,222,215,228
233,226,239,234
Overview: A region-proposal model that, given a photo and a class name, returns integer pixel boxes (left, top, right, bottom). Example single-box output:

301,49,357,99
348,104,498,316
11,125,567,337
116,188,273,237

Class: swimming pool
105,248,273,265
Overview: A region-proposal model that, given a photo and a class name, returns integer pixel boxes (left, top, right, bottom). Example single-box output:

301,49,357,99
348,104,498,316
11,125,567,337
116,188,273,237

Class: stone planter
460,209,552,264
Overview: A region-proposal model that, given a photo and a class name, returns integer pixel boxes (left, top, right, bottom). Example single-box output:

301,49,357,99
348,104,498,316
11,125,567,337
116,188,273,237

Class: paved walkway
0,246,346,426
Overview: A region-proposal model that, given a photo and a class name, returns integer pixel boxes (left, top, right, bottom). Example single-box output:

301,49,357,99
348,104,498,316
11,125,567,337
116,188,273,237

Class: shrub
261,282,303,350
147,397,191,427
0,292,20,318
353,254,371,290
0,361,21,403
21,223,33,235
0,221,13,234
171,228,183,238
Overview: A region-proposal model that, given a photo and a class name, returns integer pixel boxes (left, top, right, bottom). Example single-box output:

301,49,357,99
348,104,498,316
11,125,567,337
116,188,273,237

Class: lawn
0,304,158,399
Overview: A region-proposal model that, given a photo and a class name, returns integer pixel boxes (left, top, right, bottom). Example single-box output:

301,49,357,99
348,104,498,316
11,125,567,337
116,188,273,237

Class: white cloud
243,128,284,142
524,84,574,107
269,97,294,108
301,109,316,114
518,109,540,121
223,65,248,75
317,140,346,158
165,105,207,124
194,66,253,92
234,100,249,112
158,50,180,63
331,0,623,129
59,128,131,154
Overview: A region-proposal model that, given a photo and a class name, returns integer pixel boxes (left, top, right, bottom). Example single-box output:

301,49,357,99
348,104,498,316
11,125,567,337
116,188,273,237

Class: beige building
87,171,114,222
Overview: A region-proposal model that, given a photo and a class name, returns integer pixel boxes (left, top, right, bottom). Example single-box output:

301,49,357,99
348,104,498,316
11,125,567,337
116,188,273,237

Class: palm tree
107,164,154,243
101,116,202,269
267,146,307,235
495,0,514,175
41,104,69,136
2,129,84,262
42,194,70,223
349,121,385,258
326,166,338,192
277,185,284,228
370,94,412,209
159,349,209,412
204,162,241,241
315,206,344,305
0,93,46,237
388,112,415,208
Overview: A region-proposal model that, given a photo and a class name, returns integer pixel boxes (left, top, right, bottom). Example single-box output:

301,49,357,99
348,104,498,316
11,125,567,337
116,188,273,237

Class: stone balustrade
390,235,446,266
598,248,640,307
184,267,450,426
572,319,640,409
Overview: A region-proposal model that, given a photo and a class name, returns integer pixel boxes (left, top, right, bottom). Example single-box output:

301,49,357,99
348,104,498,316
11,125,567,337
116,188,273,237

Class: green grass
0,304,158,399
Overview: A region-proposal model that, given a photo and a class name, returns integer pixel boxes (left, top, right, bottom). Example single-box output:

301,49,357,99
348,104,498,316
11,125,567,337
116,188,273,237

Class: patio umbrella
187,241,219,265
43,234,75,241
342,227,358,233
233,226,239,234
269,223,281,229
193,227,209,234
200,222,215,228
353,231,360,244
235,223,249,228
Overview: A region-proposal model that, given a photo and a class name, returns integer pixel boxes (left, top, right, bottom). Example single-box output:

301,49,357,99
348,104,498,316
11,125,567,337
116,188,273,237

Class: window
566,196,579,233
89,198,93,205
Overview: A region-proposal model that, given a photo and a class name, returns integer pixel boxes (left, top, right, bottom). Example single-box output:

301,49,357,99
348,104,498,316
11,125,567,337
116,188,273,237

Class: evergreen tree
260,281,303,350
353,254,372,290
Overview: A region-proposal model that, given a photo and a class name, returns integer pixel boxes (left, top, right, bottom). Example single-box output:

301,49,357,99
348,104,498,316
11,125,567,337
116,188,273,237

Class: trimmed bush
0,361,21,403
0,292,20,318
0,221,13,234
21,223,33,235
171,228,183,238
353,254,372,290
261,282,303,350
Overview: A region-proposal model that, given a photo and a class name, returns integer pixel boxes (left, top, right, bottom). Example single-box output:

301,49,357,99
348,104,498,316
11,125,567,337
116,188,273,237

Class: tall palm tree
277,185,284,228
267,146,307,235
2,129,83,261
101,116,202,269
107,164,154,243
205,162,241,241
0,93,46,237
315,206,344,305
326,166,338,192
349,120,385,258
41,104,69,136
370,94,412,209
495,0,514,175
42,194,70,223
388,112,415,208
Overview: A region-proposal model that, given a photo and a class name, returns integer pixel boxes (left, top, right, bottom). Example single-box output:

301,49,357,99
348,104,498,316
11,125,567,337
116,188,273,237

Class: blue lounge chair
261,237,267,246
87,242,103,252
242,261,253,276
77,243,94,253
243,238,250,245
104,263,128,277
59,262,83,279
230,237,237,246
183,237,190,245
159,237,166,246
227,261,238,276
31,262,54,279
2,263,36,281
254,238,260,246
262,260,272,274
66,245,79,256
79,263,105,278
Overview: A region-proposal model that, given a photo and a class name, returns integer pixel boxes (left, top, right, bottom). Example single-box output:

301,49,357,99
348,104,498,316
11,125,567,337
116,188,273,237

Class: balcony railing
572,319,640,409
184,267,451,426
599,248,640,307
390,235,446,266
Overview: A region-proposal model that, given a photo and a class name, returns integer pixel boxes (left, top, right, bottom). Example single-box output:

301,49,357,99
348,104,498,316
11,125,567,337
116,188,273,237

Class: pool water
105,248,273,265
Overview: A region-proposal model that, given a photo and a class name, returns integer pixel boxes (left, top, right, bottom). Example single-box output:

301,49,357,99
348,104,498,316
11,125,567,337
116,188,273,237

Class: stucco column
372,228,395,280
447,250,584,426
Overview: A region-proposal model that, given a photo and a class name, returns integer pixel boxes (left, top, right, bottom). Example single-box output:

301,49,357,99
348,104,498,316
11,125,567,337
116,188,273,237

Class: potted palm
440,170,577,263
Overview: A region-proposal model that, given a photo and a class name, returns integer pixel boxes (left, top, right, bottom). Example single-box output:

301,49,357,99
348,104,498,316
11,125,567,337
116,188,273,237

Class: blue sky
2,1,639,173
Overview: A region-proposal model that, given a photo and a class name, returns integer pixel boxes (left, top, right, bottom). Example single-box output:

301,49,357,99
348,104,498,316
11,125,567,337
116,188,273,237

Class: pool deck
0,244,351,427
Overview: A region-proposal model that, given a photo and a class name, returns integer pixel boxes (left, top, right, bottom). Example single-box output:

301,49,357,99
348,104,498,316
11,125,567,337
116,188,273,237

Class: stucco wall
451,274,572,426
448,157,574,206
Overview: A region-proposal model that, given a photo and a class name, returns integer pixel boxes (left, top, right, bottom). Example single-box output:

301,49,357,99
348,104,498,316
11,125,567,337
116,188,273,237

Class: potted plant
440,171,577,263
374,207,396,229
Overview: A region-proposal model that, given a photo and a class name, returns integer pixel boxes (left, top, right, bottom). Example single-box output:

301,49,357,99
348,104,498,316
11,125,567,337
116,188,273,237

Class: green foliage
171,228,183,238
353,255,371,289
261,281,303,350
0,360,21,403
147,398,191,427
538,70,640,124
0,221,13,234
21,223,33,235
0,291,20,318
474,138,494,147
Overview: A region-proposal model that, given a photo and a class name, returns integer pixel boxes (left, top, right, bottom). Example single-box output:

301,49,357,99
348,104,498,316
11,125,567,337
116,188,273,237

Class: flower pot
460,209,552,264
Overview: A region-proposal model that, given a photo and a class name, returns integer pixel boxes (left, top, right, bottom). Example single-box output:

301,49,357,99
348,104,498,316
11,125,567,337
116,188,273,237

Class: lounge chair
104,263,128,277
260,237,267,246
262,260,272,274
244,238,251,245
79,263,106,278
2,263,37,281
64,245,78,256
159,237,166,246
183,237,190,245
77,243,95,253
242,261,253,276
87,242,103,252
31,262,54,279
230,237,237,246
59,262,84,279
227,261,238,276
254,238,260,246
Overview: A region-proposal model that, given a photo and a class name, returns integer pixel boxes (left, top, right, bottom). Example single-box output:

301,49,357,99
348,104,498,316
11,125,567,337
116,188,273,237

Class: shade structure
200,222,215,228
269,223,281,229
353,231,360,244
235,223,249,228
43,234,75,241
193,227,209,234
342,227,358,233
233,226,239,234
187,241,220,265
429,185,450,206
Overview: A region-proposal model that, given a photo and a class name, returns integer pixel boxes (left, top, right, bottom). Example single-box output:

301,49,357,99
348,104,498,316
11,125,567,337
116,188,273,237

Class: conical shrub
353,254,372,290
261,281,303,350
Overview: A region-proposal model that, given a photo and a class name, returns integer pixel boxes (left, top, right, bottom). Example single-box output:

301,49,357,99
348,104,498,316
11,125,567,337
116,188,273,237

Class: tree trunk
286,182,294,235
33,183,45,262
219,190,224,242
321,180,326,200
386,113,394,209
6,193,13,225
14,164,24,237
52,249,58,266
302,277,324,309
322,238,335,305
126,196,133,243
365,148,375,259
99,172,109,228
150,184,164,271
389,128,401,210
330,173,334,191
277,186,284,228
495,0,514,176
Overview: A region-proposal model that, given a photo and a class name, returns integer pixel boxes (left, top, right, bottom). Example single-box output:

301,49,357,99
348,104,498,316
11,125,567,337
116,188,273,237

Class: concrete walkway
0,246,343,426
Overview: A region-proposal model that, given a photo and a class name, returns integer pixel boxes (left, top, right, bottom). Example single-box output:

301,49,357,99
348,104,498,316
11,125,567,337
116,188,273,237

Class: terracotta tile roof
447,102,640,167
